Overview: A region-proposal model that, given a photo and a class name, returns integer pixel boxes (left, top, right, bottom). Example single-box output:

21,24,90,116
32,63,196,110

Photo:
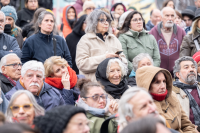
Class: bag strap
100,114,117,133
53,37,57,56
61,23,64,32
194,39,200,51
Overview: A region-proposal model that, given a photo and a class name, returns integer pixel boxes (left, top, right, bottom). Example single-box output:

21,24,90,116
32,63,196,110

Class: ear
1,66,6,74
20,76,24,83
175,72,180,79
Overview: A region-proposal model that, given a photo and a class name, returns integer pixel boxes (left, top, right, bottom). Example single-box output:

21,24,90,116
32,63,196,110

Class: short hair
6,90,45,122
0,11,6,23
0,53,19,72
21,60,45,78
132,53,154,71
44,56,68,77
118,87,153,129
85,9,112,33
175,10,182,19
161,7,176,17
106,58,128,79
173,56,197,78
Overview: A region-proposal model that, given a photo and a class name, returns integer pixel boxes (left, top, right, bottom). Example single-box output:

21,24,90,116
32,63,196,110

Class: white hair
0,11,6,23
161,7,176,18
0,53,19,72
106,58,128,79
21,60,45,78
6,90,45,122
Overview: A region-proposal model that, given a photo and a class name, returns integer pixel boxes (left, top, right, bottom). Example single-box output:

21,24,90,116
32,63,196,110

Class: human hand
61,72,70,90
108,100,118,114
106,53,119,58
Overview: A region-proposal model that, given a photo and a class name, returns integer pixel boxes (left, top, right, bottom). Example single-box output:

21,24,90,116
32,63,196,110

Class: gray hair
118,87,153,129
0,53,19,73
132,53,154,71
0,11,6,23
161,7,176,17
85,9,112,33
34,11,57,34
173,56,197,78
106,58,128,79
6,90,45,122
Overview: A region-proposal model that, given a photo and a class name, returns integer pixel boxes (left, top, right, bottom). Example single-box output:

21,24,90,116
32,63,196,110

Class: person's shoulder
44,82,61,95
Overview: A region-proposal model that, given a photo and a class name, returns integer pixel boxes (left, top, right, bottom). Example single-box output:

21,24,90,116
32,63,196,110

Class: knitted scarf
150,90,168,101
173,81,200,125
45,66,77,89
11,28,18,37
2,74,16,86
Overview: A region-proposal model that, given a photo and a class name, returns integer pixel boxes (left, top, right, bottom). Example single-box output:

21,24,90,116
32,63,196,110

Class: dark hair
113,3,125,11
162,0,175,9
77,79,104,97
175,10,182,19
118,11,146,37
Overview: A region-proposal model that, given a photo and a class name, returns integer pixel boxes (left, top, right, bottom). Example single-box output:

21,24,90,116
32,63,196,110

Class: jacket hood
62,5,77,26
125,29,149,38
73,14,86,36
136,66,172,97
111,3,127,12
75,0,83,5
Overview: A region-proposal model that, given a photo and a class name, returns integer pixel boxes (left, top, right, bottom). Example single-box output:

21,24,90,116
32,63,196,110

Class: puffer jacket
136,66,196,133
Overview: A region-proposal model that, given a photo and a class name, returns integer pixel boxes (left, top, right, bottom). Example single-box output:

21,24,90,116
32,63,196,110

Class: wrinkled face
156,123,171,133
96,14,109,35
1,0,10,6
197,62,200,74
39,14,54,35
5,16,14,28
85,7,95,15
162,8,175,28
21,70,44,95
83,86,107,109
176,61,197,85
26,0,38,10
0,13,5,33
166,1,174,9
11,94,35,125
114,5,124,16
1,55,21,81
128,91,158,120
64,113,90,133
137,58,153,70
151,10,161,25
108,62,122,85
130,14,143,32
183,16,193,27
174,15,182,26
149,72,167,94
51,64,69,78
67,8,75,20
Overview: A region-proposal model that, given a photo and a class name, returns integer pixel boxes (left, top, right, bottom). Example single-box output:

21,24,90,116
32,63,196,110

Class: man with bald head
149,7,186,76
146,9,161,31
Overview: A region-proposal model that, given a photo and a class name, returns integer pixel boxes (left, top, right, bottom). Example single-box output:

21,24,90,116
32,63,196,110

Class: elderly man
0,11,21,59
173,56,200,127
146,9,161,31
149,7,186,76
0,54,21,94
6,60,65,110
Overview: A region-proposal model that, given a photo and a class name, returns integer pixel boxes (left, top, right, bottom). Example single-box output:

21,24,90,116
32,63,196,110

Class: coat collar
38,31,53,39
124,29,149,37
85,32,115,39
192,30,200,40
0,73,12,84
157,22,177,35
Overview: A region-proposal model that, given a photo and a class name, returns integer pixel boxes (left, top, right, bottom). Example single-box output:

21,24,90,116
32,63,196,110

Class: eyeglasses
84,94,108,101
10,104,33,113
28,0,38,3
4,63,22,69
98,19,111,24
86,7,95,10
131,18,143,23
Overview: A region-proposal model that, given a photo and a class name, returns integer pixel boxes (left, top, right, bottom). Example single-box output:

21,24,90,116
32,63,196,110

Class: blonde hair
44,56,68,77
190,18,200,35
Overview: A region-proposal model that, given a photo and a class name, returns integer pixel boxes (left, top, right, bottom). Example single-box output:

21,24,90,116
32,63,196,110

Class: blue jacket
0,33,22,59
5,81,65,111
0,92,9,114
21,31,72,66
146,20,155,31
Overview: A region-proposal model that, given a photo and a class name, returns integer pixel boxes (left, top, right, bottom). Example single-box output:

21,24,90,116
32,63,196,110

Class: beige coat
136,66,196,133
76,33,127,81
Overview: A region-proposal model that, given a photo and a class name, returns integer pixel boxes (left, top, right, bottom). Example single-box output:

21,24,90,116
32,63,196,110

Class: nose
18,107,25,114
32,75,38,82
83,124,90,133
18,64,22,70
148,103,156,113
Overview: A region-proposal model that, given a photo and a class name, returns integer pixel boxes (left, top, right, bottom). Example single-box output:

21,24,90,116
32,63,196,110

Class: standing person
21,11,72,66
195,0,200,9
162,0,175,9
174,10,186,30
76,10,127,81
118,11,160,73
0,0,10,9
66,15,87,74
149,7,186,76
16,0,38,28
1,5,23,49
59,5,77,38
182,7,195,34
73,0,84,15
78,1,95,18
146,9,162,31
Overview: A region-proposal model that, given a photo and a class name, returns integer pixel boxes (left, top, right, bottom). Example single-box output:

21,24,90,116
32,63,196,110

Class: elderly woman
1,5,23,49
128,53,154,87
6,90,44,126
96,58,128,99
180,9,200,57
136,66,196,132
76,9,127,82
44,56,82,105
76,78,118,133
118,11,160,73
21,11,72,66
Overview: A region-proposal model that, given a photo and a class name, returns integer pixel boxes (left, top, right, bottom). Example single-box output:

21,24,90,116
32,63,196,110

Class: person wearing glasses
16,0,38,28
0,54,22,94
78,0,95,18
118,10,160,73
76,10,127,82
76,78,118,133
6,90,44,126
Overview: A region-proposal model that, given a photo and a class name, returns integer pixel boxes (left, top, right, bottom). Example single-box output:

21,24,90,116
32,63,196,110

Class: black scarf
95,58,128,99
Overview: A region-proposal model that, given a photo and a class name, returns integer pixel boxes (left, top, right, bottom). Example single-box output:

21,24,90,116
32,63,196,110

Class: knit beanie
193,51,200,63
83,1,96,11
34,105,86,133
1,5,17,22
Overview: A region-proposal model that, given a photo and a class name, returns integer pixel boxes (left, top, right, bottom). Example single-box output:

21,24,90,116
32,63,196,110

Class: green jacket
118,29,160,72
86,112,118,133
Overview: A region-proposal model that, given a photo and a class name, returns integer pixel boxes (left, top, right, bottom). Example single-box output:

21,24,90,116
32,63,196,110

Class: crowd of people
1,0,200,132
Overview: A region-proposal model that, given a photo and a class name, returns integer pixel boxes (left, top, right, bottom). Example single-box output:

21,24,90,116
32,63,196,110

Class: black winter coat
38,0,53,10
22,23,34,38
0,73,14,94
65,15,86,74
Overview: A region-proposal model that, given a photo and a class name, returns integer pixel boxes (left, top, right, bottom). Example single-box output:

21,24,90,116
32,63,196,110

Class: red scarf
45,66,77,89
150,90,168,101
2,74,16,86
